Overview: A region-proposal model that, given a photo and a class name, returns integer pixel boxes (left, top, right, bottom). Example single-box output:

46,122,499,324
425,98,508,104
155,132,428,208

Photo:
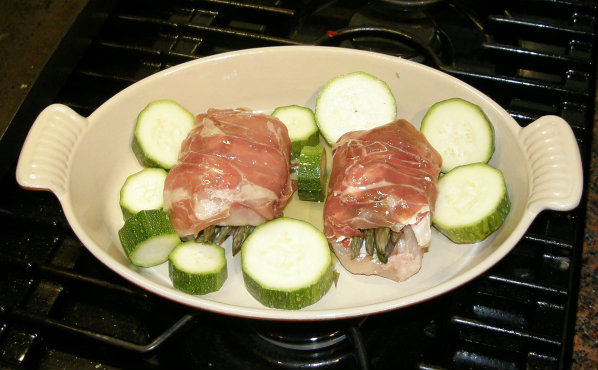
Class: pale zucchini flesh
432,163,510,243
119,167,168,219
315,71,397,145
168,241,227,295
132,99,195,170
421,98,494,173
241,217,335,309
272,105,319,161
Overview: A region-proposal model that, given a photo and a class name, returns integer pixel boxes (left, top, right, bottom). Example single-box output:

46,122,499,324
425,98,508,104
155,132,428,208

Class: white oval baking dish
15,46,583,320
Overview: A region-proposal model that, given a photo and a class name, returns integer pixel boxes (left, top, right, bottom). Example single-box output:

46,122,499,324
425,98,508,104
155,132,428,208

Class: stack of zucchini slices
118,100,228,296
421,98,510,243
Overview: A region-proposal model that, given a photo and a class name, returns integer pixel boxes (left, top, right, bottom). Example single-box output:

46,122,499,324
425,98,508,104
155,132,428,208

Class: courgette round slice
132,99,195,170
432,163,510,243
241,217,336,310
421,98,494,173
272,105,319,162
118,209,181,267
168,241,227,295
119,167,167,219
315,71,397,145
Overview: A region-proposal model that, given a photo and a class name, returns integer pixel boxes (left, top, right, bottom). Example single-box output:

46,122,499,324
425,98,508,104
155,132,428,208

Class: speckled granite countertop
0,1,596,368
572,108,598,370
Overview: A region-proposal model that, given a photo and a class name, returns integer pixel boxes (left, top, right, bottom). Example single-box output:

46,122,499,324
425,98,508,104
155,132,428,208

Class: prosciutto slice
323,119,442,282
163,108,296,238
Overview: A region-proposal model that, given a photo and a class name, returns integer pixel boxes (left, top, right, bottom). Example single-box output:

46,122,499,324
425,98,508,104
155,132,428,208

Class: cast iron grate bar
182,22,302,47
8,310,197,353
487,14,596,42
444,68,590,102
484,274,568,296
452,315,563,347
1,252,198,332
195,0,297,18
37,264,149,300
481,42,593,67
348,325,370,370
522,234,576,249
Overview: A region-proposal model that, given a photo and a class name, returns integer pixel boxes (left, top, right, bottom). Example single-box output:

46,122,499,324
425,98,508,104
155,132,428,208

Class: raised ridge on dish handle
519,115,583,216
15,104,89,199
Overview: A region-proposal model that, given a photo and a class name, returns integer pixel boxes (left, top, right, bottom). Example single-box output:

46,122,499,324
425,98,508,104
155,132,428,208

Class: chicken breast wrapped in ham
163,108,296,238
323,119,442,282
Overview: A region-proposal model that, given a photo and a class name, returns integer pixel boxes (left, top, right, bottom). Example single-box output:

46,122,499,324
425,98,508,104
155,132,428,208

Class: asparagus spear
382,236,395,259
232,225,252,255
364,229,375,256
350,236,363,259
201,225,216,243
374,227,399,264
214,226,234,245
374,228,390,257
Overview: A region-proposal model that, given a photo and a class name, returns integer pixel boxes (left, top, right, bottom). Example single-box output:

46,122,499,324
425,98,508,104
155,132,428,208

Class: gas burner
344,0,448,63
254,321,348,351
179,317,366,369
240,320,363,369
370,0,445,10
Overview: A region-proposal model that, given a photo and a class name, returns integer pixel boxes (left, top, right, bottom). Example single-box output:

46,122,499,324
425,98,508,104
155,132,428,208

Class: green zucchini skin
272,105,319,162
243,260,336,310
432,163,510,243
297,145,327,202
168,241,227,295
118,209,181,267
434,192,510,243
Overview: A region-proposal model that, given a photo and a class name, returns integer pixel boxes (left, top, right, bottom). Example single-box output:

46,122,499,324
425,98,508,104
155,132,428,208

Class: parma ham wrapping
163,108,296,237
323,119,442,282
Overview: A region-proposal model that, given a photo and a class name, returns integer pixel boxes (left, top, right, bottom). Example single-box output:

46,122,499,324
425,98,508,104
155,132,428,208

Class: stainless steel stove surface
0,1,595,369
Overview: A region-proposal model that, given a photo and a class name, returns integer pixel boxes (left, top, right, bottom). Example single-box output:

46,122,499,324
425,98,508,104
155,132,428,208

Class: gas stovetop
0,1,595,369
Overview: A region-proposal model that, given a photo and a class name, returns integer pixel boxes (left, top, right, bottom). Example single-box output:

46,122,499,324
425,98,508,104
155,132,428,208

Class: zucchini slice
315,71,397,145
272,105,319,161
421,98,495,173
119,167,167,219
297,145,327,202
432,163,510,243
241,217,336,310
132,99,195,170
118,209,180,267
168,241,227,295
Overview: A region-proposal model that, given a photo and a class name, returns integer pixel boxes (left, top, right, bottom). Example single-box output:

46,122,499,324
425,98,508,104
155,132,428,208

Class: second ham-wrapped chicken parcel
324,119,442,282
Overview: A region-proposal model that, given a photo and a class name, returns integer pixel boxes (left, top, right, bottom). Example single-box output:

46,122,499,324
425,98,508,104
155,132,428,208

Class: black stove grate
0,1,594,369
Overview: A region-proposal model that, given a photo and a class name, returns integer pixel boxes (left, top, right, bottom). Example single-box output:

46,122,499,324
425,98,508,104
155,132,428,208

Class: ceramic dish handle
16,104,89,199
520,115,583,216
